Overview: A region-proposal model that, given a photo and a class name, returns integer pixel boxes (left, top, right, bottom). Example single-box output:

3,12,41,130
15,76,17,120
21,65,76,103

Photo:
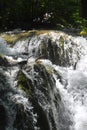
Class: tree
0,0,83,30
81,0,87,18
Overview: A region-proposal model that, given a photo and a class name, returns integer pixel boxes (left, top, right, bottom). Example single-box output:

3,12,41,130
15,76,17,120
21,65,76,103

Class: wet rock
0,104,7,130
0,55,9,66
16,62,61,130
14,103,35,130
26,32,79,67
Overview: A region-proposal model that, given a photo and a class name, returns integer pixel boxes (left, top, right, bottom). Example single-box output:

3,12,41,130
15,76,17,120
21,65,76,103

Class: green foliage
0,0,87,30
80,28,87,36
18,71,31,95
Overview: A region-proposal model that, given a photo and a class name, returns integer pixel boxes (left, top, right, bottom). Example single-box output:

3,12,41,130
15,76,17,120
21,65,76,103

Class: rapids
0,30,87,130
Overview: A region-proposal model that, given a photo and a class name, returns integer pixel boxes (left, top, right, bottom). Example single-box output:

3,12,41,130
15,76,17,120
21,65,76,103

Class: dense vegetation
0,0,87,31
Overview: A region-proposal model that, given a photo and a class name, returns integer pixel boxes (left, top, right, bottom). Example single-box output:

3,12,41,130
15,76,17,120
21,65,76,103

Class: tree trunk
81,0,87,18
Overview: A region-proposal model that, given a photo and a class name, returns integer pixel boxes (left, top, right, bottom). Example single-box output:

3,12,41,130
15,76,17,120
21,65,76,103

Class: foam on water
53,36,87,130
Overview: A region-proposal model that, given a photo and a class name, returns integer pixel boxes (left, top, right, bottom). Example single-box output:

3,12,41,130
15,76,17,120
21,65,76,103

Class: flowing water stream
53,35,87,130
0,31,87,130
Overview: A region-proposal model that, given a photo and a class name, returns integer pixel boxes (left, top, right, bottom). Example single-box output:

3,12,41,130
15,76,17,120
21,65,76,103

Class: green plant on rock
18,84,30,95
80,28,87,36
0,30,52,44
18,72,27,82
59,36,64,48
45,66,53,74
18,71,31,95
37,62,53,75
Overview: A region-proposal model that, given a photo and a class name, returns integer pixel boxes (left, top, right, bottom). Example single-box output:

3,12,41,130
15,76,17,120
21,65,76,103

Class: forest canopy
0,0,87,30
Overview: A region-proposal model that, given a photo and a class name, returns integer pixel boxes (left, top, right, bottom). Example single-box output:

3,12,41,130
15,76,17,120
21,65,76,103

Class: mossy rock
36,60,53,75
18,71,27,82
17,71,32,95
16,62,61,130
80,28,87,36
59,36,64,48
0,54,9,66
0,30,51,44
0,30,35,44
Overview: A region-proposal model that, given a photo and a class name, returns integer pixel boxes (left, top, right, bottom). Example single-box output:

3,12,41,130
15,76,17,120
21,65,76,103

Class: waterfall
53,35,87,130
0,30,87,130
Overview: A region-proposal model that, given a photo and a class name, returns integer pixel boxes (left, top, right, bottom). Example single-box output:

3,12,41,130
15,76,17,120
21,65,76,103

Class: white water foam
54,36,87,130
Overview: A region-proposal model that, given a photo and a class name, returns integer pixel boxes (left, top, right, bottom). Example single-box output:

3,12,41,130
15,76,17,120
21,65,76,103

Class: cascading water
66,38,87,130
52,35,87,130
0,30,87,130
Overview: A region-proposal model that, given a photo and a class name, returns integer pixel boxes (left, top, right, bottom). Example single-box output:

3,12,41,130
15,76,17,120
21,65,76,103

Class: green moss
0,30,52,44
45,66,53,74
18,71,31,95
36,61,53,74
0,54,3,58
59,36,64,48
80,28,87,36
0,30,35,44
18,73,27,82
18,84,30,95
